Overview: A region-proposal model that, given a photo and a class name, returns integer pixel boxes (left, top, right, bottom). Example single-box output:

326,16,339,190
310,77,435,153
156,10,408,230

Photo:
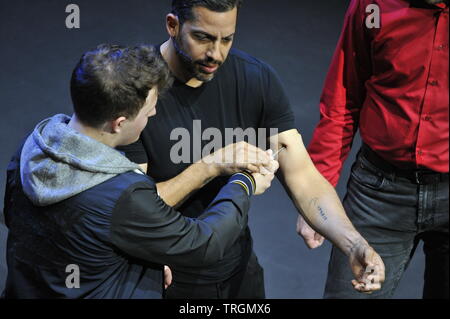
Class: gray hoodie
20,114,143,207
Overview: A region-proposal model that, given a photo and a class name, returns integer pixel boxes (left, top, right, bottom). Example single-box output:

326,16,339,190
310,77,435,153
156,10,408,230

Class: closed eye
192,32,212,42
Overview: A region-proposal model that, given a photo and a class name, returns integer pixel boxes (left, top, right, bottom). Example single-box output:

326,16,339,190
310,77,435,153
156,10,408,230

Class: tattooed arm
270,129,385,292
270,129,360,252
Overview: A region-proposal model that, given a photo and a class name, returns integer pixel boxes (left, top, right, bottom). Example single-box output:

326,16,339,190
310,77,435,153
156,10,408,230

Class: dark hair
171,0,242,25
70,44,172,128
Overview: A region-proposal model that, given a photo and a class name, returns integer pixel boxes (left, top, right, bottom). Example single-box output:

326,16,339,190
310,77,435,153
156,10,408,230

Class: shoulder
226,48,278,87
226,48,277,77
228,48,264,67
113,171,154,187
107,171,156,200
74,171,156,211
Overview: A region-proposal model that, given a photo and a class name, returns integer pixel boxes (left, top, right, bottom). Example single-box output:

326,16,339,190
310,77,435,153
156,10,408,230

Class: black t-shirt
119,47,295,284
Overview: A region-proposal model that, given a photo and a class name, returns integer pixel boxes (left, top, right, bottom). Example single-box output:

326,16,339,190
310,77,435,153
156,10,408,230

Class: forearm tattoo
310,197,328,222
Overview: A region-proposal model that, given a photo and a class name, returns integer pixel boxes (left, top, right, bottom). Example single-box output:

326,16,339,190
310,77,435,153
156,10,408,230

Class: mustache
172,36,223,75
195,58,222,67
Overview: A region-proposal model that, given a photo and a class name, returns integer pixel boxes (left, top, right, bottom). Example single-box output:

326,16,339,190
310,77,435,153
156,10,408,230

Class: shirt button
417,150,423,156
424,115,432,121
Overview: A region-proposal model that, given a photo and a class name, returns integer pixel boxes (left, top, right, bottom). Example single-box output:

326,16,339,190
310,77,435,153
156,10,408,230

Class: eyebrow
191,30,235,40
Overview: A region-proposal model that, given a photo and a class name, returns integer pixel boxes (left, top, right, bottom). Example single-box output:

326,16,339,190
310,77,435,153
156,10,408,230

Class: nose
206,41,222,63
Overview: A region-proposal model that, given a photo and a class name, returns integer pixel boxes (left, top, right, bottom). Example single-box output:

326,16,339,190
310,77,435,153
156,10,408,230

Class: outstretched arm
140,161,217,208
272,129,384,293
148,142,272,208
297,0,373,249
111,170,277,269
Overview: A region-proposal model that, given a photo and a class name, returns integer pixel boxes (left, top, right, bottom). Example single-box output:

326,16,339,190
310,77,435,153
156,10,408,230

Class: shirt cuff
228,172,256,196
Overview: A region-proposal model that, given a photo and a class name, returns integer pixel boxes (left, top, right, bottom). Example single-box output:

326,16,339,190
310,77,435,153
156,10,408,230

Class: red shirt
308,0,449,186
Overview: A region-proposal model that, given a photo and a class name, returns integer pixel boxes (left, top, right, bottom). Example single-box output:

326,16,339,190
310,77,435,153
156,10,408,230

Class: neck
160,40,203,88
68,114,116,148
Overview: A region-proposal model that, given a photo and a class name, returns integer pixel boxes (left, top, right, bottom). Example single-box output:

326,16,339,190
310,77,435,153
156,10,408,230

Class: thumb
304,237,320,249
314,233,325,246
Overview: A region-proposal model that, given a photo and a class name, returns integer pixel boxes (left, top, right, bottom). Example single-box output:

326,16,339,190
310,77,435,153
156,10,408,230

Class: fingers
295,215,303,234
245,164,260,174
362,249,386,285
314,232,325,245
164,265,172,289
206,142,277,176
259,166,271,175
372,255,386,283
352,270,382,293
351,247,386,294
260,173,275,186
352,279,381,294
252,172,275,195
362,263,385,287
208,142,281,176
295,216,324,249
269,159,280,173
236,142,271,166
237,160,277,175
304,238,323,249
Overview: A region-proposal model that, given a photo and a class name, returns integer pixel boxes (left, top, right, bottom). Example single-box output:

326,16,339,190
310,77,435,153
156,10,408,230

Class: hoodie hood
20,114,143,207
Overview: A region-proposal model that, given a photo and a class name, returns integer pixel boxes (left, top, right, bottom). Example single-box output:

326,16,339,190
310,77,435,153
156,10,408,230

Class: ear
166,13,180,37
111,116,127,134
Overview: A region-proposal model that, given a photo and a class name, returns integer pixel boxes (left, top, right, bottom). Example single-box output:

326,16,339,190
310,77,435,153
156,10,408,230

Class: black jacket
4,146,252,299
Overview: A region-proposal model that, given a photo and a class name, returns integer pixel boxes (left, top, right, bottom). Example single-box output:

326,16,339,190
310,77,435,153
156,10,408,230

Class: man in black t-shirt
119,0,385,298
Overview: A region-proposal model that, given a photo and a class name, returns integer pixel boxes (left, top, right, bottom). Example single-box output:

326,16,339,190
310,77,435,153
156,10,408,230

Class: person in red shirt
298,0,449,298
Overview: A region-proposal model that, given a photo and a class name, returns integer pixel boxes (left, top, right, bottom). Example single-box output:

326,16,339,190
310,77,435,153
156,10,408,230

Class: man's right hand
202,141,272,176
349,240,385,294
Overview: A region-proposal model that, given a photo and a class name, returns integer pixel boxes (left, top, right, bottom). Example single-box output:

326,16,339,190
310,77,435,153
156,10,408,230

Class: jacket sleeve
110,176,252,268
307,0,373,186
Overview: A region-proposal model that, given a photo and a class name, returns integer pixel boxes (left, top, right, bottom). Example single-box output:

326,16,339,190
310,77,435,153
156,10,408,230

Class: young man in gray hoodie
3,44,278,298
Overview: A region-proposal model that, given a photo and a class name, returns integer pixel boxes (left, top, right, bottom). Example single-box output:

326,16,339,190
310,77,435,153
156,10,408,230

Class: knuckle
300,229,309,237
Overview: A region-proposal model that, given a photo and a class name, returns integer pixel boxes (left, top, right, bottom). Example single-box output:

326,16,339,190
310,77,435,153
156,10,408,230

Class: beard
172,35,222,83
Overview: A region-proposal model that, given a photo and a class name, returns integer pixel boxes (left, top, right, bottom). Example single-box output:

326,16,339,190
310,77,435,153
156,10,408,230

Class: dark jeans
165,251,265,299
324,147,449,299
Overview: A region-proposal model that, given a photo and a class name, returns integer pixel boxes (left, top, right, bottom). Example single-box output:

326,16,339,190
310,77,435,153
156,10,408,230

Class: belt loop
415,171,422,184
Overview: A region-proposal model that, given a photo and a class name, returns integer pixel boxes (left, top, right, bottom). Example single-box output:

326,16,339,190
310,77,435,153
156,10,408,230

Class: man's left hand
164,266,172,289
296,215,325,249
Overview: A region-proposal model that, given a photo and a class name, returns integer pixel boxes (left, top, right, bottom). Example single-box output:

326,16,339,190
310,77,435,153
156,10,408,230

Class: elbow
201,236,226,266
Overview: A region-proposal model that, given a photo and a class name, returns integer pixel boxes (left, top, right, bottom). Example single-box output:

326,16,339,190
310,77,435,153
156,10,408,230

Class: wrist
341,234,369,257
195,158,220,179
229,172,256,197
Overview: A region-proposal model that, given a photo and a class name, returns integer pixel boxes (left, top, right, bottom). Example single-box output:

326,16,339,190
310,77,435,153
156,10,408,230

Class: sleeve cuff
228,172,256,196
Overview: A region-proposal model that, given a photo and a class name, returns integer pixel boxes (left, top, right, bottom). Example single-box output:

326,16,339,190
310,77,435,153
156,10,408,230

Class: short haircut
171,0,242,25
70,44,172,128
